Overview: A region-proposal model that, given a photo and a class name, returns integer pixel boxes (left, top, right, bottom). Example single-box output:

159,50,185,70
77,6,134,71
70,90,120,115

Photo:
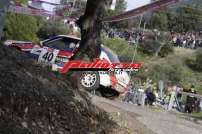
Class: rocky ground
0,43,130,134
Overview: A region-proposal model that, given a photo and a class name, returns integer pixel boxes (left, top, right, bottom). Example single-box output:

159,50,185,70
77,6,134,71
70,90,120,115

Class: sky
126,0,151,11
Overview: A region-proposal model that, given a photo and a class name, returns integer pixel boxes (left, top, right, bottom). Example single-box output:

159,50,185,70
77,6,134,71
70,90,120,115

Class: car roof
42,35,81,43
56,35,81,41
49,35,118,55
43,35,119,60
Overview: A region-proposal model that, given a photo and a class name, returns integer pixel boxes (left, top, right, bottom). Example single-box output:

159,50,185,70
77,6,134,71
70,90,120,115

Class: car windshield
43,37,80,52
101,45,120,63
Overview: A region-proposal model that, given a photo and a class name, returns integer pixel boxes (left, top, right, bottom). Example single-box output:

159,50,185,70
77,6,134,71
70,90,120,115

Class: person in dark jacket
145,87,156,106
185,85,197,113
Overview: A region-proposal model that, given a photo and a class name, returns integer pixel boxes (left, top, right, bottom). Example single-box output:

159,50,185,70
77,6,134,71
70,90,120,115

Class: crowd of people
171,32,202,49
104,28,202,50
105,29,145,43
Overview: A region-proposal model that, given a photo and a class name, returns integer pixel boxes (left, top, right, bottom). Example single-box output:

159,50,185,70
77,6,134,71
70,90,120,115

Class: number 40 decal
42,52,54,62
38,48,59,64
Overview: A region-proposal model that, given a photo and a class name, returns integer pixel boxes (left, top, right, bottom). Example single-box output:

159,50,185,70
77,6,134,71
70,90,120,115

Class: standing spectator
185,85,197,113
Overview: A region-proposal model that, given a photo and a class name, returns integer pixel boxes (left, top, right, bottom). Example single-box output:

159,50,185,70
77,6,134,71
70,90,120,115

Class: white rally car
4,35,130,97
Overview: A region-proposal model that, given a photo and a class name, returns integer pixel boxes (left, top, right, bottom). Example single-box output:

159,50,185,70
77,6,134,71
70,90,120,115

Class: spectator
145,87,156,106
171,31,202,49
185,85,197,113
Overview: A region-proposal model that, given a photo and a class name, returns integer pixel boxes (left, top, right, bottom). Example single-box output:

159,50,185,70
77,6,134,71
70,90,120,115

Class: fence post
141,93,146,107
200,99,202,111
158,80,164,99
0,0,10,40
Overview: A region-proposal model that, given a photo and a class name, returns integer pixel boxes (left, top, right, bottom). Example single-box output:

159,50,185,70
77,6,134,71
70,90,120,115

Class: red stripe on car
110,75,118,88
12,43,35,50
58,50,73,57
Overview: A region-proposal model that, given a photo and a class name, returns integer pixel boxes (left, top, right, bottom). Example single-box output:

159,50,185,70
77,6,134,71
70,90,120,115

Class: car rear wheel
78,71,100,91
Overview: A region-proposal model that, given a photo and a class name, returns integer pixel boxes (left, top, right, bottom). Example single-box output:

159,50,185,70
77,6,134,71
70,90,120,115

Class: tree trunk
73,0,112,60
0,0,10,40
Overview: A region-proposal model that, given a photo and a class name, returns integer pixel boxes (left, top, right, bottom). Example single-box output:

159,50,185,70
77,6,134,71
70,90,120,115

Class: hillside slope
0,44,127,134
138,47,202,93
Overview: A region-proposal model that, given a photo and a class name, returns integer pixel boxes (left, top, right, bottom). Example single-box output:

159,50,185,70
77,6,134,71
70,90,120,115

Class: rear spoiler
4,40,33,46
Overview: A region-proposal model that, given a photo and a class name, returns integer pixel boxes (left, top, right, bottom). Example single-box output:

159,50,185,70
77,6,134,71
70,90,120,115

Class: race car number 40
38,47,59,64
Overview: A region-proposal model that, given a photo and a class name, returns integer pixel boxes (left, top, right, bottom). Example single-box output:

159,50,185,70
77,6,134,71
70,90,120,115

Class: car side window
43,37,79,52
101,46,120,63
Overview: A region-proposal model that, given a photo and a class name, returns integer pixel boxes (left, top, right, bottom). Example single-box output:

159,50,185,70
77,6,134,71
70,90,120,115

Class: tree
113,0,127,15
105,0,128,29
167,11,180,32
148,4,202,32
38,21,70,39
150,11,168,31
74,0,112,60
167,5,202,32
105,0,126,17
180,6,202,32
4,13,39,42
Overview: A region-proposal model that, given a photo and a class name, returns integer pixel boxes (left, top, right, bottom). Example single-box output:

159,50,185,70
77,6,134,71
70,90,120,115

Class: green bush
101,35,144,62
158,42,174,57
4,13,39,42
195,49,202,70
150,11,168,31
37,21,71,40
138,39,173,57
143,63,194,86
187,48,202,72
15,0,28,4
138,40,161,56
195,83,202,95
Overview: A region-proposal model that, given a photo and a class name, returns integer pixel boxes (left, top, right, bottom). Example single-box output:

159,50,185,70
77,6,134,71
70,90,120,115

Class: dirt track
92,96,202,134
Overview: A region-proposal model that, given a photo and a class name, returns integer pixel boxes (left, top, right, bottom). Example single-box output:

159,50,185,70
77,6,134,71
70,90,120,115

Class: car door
40,36,80,66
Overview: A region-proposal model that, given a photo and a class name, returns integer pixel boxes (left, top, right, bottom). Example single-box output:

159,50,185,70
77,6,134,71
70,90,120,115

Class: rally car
4,35,130,97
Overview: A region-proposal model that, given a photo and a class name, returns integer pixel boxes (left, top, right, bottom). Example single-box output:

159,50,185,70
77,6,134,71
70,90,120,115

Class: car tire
99,86,120,99
78,71,100,91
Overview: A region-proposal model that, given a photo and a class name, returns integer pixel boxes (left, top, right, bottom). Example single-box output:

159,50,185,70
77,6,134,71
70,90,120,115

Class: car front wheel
78,71,100,91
